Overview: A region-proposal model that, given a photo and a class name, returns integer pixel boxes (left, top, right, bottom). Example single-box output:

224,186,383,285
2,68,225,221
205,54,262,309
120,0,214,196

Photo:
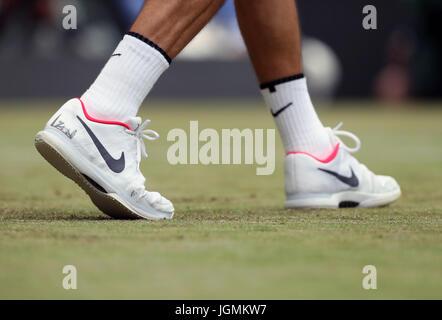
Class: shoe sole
35,131,172,220
284,189,401,209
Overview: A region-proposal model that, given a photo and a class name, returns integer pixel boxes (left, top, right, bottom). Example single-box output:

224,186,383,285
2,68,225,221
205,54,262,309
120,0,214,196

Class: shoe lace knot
126,119,159,159
331,122,361,153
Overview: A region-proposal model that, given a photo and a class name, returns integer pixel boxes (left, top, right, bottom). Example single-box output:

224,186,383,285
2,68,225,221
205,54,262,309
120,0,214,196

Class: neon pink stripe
76,98,131,130
286,143,340,163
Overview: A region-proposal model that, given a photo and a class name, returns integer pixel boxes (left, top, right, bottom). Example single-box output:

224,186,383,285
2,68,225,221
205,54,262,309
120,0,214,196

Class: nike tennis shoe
34,98,174,220
284,123,401,208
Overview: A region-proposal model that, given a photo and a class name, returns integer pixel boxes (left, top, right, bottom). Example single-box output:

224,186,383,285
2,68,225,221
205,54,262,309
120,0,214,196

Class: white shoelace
330,122,361,153
124,120,160,202
125,119,160,159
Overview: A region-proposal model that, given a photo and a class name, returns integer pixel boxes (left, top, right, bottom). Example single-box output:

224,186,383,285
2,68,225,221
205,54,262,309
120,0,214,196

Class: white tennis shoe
35,98,174,220
284,123,401,208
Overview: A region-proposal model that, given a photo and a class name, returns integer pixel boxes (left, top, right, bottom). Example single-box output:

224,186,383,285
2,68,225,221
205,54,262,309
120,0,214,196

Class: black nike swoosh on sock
111,53,122,57
271,102,293,117
76,116,125,173
318,167,359,187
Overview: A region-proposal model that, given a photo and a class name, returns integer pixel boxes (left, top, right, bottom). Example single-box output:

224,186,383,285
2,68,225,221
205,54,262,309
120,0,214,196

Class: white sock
81,32,170,122
261,75,333,158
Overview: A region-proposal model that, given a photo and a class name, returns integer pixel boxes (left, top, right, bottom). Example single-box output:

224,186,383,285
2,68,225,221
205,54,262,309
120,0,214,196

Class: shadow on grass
0,209,113,221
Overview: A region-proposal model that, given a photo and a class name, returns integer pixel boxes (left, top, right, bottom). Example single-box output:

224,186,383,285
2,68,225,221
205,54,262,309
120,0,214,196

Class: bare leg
131,0,225,59
235,0,302,83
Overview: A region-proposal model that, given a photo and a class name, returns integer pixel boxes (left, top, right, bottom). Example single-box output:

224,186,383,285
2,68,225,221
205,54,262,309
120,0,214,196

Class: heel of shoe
284,154,300,197
34,131,79,183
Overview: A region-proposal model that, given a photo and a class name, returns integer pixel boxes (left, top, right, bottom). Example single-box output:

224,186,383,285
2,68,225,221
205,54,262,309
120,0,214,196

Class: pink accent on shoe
286,143,340,163
76,98,131,130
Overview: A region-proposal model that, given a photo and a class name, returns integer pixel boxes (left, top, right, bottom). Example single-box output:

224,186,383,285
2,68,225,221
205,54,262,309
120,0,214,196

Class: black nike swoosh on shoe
318,167,359,187
271,102,293,117
76,116,125,173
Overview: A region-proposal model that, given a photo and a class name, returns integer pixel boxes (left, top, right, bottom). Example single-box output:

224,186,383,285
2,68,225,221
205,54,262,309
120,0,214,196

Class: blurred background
0,0,441,102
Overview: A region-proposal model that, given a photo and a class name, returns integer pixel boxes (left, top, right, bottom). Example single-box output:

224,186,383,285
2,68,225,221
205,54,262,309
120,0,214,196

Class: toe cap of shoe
152,196,175,214
143,191,174,214
376,175,401,193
